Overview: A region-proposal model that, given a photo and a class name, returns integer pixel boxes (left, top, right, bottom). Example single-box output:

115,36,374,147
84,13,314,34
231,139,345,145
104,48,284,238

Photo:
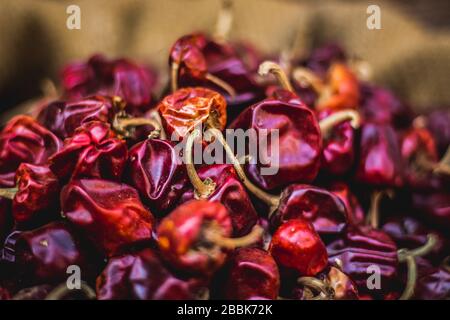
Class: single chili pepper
355,122,404,187
49,121,128,182
327,182,365,225
422,108,450,158
157,200,262,275
158,87,227,140
293,62,360,111
61,179,154,257
61,54,157,115
229,62,322,190
293,265,359,300
223,247,280,300
1,222,100,288
38,95,163,141
202,128,350,237
269,219,328,276
181,130,258,236
318,109,360,175
125,138,189,215
359,84,413,129
0,115,62,187
0,163,59,225
411,188,450,231
413,263,450,300
327,225,399,299
96,248,208,300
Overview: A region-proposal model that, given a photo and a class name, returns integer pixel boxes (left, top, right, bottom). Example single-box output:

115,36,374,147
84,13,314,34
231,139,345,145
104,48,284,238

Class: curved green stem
45,281,96,300
0,187,18,200
259,61,294,92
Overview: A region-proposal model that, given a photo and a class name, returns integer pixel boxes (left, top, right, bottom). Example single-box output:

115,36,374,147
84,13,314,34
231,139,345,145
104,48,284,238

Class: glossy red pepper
158,87,227,140
61,179,154,257
96,248,207,300
355,122,404,187
125,138,189,215
61,54,157,114
0,115,62,187
327,225,399,299
1,222,100,288
269,219,328,276
223,247,280,300
180,164,258,237
49,121,128,182
270,184,349,239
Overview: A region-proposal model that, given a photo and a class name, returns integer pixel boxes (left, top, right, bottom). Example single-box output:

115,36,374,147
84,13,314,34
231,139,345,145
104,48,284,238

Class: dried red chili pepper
422,108,450,158
412,187,450,231
49,121,128,182
0,163,59,225
158,87,227,140
305,43,347,78
327,182,365,225
269,219,328,276
157,200,262,275
1,222,100,288
125,138,189,215
355,122,404,187
61,179,154,257
223,247,280,300
61,54,157,114
413,264,450,299
96,248,208,300
0,115,62,187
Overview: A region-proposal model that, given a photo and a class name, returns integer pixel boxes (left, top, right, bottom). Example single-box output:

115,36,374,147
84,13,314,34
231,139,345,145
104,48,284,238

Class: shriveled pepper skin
0,115,62,187
224,247,280,300
158,87,227,139
61,179,154,257
38,96,115,139
49,121,128,182
2,222,99,288
269,219,328,276
126,138,188,215
327,225,399,299
327,182,365,225
12,163,59,225
157,200,232,275
180,164,258,236
271,184,348,237
355,122,404,187
96,248,206,300
61,54,157,114
229,98,322,190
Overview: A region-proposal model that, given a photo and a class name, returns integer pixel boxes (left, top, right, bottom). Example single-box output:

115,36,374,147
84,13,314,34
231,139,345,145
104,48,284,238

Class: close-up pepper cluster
0,29,449,300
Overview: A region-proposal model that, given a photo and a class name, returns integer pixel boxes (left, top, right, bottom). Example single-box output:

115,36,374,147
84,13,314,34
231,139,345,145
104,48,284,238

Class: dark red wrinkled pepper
0,115,62,187
61,54,157,114
355,122,404,187
61,179,154,257
49,121,128,182
1,222,100,288
126,138,189,215
96,248,207,300
327,182,365,225
223,247,280,300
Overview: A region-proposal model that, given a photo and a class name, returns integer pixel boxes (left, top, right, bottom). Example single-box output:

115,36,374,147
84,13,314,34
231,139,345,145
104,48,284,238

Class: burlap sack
0,0,449,120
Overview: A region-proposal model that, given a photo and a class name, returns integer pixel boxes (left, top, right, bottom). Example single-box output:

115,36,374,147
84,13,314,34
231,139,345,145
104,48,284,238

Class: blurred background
0,0,449,119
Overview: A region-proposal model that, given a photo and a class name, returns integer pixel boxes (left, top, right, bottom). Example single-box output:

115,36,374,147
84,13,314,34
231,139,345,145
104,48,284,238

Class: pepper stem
258,61,294,92
205,128,281,211
185,129,216,199
204,224,263,249
366,189,394,229
319,110,361,139
205,73,236,97
113,115,162,139
292,67,325,93
214,0,233,41
297,277,334,300
397,234,438,300
171,62,180,93
433,146,450,176
0,187,18,200
45,281,96,300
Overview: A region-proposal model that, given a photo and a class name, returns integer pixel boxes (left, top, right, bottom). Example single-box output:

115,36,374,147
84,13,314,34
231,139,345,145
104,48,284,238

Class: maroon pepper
61,179,154,257
327,182,365,225
96,248,207,300
49,121,128,182
223,247,280,300
0,115,62,187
